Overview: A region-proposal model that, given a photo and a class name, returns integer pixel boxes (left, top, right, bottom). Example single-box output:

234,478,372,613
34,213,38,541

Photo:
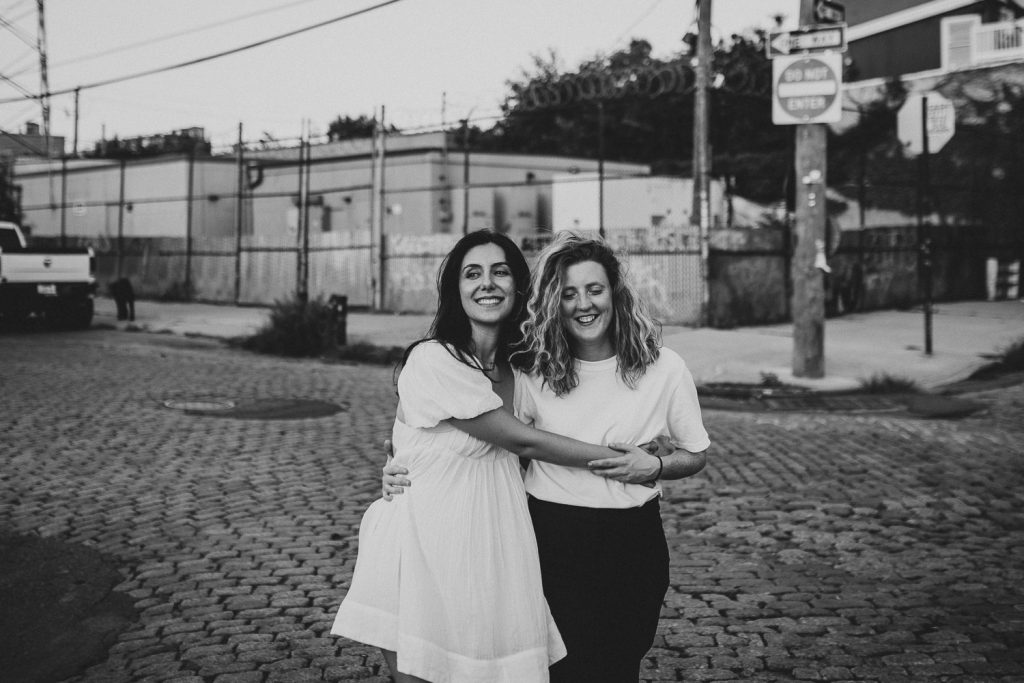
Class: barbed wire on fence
506,60,772,112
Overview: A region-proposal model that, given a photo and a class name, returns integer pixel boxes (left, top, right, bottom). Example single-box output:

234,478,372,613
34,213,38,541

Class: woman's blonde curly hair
515,232,661,396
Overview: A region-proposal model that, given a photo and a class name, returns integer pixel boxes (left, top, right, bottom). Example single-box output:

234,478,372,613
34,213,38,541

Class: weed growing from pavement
859,373,921,394
969,335,1024,381
997,337,1024,371
233,295,404,364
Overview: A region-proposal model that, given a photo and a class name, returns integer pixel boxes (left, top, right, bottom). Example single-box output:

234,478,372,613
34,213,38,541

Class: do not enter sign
772,52,843,125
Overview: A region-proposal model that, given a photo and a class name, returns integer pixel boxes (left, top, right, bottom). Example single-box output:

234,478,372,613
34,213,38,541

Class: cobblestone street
2,328,1022,682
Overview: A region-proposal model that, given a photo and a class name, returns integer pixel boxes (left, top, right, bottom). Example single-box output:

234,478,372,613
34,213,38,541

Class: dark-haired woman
331,230,654,683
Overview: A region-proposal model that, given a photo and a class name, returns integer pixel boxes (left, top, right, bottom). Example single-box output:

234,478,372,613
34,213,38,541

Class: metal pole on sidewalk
918,96,934,355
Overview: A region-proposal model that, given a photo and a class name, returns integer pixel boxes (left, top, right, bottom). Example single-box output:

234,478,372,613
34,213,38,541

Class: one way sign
767,25,847,58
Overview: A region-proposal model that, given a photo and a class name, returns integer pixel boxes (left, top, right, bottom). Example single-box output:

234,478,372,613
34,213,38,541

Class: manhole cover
163,399,236,411
164,397,346,420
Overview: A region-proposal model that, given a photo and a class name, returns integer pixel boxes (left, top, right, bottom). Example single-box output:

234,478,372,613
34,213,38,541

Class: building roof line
848,0,979,41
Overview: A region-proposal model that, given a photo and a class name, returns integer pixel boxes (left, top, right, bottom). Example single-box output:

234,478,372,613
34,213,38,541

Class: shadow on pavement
0,531,137,683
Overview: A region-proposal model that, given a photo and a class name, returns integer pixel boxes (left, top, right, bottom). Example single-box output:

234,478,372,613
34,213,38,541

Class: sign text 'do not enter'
772,53,843,125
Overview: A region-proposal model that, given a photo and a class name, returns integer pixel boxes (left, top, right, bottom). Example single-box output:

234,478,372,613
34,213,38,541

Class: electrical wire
3,0,335,80
0,0,408,104
0,0,32,14
0,14,36,49
606,0,670,54
0,125,48,154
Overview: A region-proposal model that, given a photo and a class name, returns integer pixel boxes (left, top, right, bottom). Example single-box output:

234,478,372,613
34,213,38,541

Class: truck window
0,227,25,252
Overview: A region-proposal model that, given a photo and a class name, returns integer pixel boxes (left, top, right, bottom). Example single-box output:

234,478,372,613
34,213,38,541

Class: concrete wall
16,156,238,240
552,175,726,232
705,224,1000,328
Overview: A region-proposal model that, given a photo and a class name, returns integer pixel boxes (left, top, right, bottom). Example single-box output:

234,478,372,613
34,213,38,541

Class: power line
607,0,670,54
0,13,36,48
0,0,408,104
0,125,47,154
0,0,32,13
4,0,333,79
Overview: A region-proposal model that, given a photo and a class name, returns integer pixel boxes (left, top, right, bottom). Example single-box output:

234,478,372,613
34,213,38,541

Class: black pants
529,496,670,683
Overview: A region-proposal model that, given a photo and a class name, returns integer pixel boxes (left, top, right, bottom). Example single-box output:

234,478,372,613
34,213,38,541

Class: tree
86,130,211,159
477,35,790,203
326,115,398,142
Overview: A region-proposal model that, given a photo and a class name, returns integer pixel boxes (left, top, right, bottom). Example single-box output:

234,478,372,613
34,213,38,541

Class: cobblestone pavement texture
2,329,1023,683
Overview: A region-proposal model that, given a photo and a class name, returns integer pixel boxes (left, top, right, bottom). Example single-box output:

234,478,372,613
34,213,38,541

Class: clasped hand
381,435,676,500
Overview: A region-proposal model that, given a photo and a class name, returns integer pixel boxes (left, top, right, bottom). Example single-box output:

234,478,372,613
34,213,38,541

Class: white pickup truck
0,221,96,328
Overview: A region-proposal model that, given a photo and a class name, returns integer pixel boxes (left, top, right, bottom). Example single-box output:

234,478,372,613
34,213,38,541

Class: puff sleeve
397,341,504,428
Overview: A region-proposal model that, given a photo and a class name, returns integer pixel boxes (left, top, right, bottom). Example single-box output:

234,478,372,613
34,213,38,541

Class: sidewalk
94,297,1024,392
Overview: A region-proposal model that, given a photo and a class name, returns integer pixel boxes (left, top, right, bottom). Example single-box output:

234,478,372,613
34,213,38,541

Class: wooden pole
692,0,713,327
791,0,827,378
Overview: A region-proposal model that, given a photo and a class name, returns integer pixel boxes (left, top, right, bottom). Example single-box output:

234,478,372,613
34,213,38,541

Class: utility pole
791,0,828,377
692,0,713,327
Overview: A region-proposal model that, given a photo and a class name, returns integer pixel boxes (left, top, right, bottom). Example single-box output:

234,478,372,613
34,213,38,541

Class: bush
997,337,1024,372
859,373,920,394
241,296,338,357
237,296,406,364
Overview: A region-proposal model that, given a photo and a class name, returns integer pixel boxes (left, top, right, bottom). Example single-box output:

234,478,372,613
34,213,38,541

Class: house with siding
843,0,1024,108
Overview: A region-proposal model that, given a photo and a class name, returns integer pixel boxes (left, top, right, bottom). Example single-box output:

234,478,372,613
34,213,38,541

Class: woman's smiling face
559,259,614,360
459,243,516,328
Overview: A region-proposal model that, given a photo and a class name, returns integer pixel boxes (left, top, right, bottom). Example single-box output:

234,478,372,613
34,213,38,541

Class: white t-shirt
515,347,710,509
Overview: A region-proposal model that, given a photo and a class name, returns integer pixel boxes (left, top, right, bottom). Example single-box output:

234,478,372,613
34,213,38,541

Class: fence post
116,158,126,279
185,149,195,299
59,155,67,247
235,123,244,304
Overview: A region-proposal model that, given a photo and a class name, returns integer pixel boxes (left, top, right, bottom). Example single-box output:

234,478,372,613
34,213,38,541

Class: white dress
332,341,565,683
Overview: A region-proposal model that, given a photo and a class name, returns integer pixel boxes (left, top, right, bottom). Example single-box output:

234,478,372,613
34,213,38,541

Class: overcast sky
0,0,799,151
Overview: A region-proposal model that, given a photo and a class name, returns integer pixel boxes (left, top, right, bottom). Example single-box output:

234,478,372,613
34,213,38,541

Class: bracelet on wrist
650,454,663,482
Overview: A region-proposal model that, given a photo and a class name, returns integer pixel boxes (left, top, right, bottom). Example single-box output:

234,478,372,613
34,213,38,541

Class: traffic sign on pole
767,25,846,57
772,52,844,125
897,92,956,156
815,0,845,24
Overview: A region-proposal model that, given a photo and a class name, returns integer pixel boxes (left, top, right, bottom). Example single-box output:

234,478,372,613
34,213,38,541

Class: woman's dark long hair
400,229,531,373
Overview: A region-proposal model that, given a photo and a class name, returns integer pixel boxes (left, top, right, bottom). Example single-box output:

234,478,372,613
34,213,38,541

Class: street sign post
767,25,847,57
897,91,957,357
897,91,956,155
772,52,844,125
815,0,845,24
